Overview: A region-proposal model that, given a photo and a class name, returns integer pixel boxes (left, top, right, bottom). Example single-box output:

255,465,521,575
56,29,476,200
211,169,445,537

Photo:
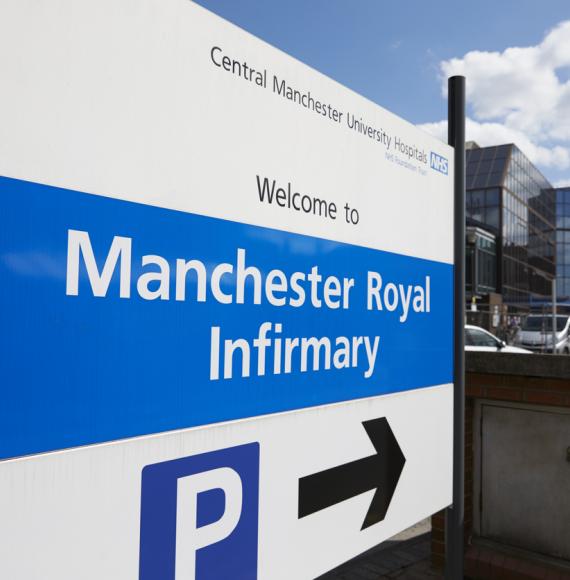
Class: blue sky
195,0,570,186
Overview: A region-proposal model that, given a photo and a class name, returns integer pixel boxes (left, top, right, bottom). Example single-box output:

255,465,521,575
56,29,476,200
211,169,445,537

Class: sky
194,0,570,187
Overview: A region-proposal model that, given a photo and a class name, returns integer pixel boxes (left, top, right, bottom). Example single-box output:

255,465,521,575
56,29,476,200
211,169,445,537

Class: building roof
466,143,553,192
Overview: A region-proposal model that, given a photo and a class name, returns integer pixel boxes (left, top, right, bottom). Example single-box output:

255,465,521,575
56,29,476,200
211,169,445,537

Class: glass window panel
496,145,510,158
470,208,484,223
491,159,506,173
469,148,482,162
473,174,488,188
522,173,530,189
485,189,499,206
557,215,570,228
466,248,473,289
487,172,504,186
471,190,485,208
485,206,500,228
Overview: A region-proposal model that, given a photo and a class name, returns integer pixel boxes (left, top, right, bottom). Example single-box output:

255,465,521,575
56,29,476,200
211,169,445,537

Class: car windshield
466,328,499,347
522,316,569,332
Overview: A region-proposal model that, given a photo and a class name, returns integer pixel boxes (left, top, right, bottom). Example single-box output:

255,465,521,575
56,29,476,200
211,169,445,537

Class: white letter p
175,467,243,580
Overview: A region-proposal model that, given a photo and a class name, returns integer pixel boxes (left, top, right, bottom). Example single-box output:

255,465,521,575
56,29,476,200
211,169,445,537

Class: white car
515,315,570,354
465,325,532,353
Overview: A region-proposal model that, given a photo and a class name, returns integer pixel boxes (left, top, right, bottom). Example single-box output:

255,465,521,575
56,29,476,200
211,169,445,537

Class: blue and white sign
0,0,454,578
0,176,451,459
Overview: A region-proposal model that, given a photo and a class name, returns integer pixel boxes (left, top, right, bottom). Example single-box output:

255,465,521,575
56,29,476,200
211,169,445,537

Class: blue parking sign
139,443,260,580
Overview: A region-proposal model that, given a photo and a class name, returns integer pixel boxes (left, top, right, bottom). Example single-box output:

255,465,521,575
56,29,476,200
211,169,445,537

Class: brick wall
431,352,570,579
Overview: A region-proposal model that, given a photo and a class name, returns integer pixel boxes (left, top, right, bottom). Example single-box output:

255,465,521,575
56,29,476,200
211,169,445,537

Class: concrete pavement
319,519,441,580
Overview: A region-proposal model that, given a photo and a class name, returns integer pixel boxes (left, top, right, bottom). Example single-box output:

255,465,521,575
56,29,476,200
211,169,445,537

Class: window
486,189,499,205
467,328,499,348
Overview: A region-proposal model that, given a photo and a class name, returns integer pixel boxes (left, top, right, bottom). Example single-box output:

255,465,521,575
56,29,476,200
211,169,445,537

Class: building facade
465,143,556,312
555,187,570,307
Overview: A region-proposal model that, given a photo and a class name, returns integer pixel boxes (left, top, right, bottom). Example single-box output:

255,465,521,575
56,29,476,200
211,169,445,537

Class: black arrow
298,417,406,530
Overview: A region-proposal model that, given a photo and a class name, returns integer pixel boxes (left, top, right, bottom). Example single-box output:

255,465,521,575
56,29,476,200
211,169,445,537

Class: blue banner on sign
0,176,452,459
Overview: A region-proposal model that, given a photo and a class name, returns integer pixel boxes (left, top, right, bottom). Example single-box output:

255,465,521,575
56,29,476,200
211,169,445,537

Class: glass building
466,143,555,311
555,187,570,306
466,226,497,296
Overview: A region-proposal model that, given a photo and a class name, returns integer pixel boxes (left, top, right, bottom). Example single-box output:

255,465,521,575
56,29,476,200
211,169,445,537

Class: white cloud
554,178,570,188
420,118,570,170
440,21,570,142
421,20,570,179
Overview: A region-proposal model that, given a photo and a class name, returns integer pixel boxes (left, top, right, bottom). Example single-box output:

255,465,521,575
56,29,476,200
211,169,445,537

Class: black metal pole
445,75,465,580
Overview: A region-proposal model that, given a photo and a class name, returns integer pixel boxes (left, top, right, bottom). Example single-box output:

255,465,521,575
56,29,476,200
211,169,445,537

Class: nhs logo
139,443,260,580
430,152,448,175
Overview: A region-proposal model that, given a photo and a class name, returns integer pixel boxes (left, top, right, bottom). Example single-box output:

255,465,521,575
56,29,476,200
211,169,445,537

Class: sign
140,443,260,580
0,1,454,578
298,418,405,530
0,391,451,580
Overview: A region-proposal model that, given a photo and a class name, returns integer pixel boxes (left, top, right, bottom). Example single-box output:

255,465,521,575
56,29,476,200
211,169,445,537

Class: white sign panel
0,390,452,580
0,1,454,578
